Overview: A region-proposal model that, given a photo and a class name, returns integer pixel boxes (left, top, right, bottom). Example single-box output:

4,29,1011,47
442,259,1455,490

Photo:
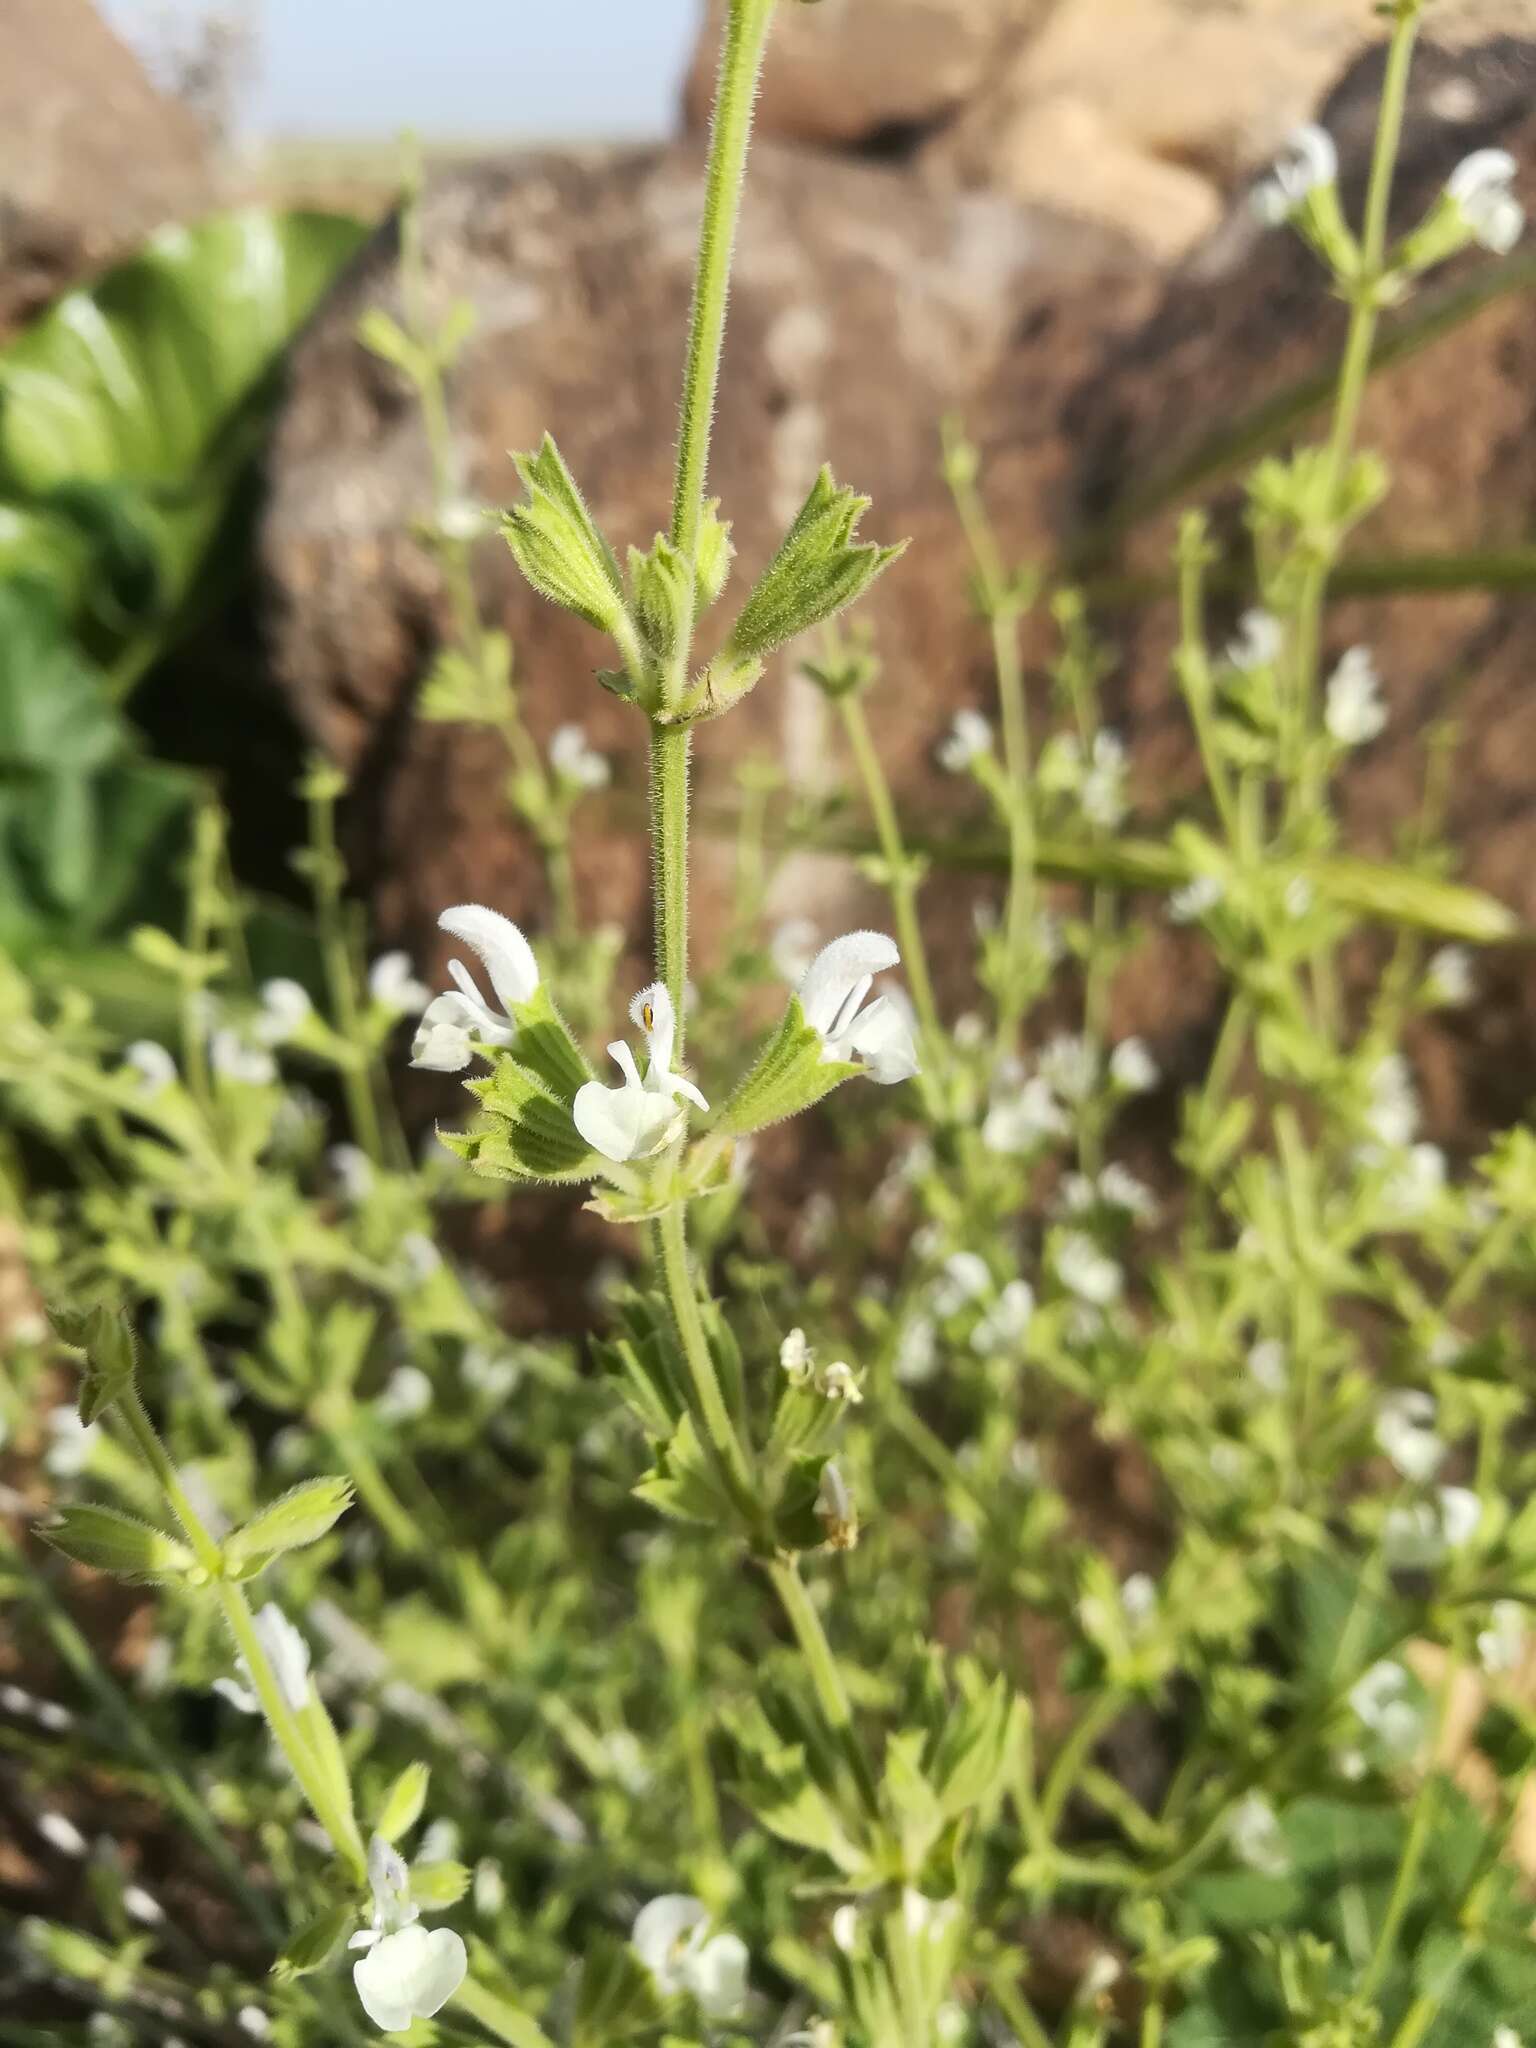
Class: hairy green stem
767,1554,881,1817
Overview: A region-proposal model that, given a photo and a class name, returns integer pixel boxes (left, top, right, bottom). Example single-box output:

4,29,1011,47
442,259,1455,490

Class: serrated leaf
223,1477,355,1573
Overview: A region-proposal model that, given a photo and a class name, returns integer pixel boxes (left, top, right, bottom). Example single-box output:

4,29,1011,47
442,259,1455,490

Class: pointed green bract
720,998,861,1137
501,434,627,635
450,1056,600,1184
223,1478,355,1575
39,1504,195,1583
507,982,593,1103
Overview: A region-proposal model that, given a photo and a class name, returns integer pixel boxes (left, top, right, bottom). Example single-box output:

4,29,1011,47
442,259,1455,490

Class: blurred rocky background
7,0,1536,1130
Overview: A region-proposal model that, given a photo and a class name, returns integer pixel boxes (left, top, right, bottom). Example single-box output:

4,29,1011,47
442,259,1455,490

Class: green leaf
573,1932,665,2048
374,1762,430,1845
223,1477,355,1574
632,1411,736,1528
501,434,627,634
409,1860,470,1908
37,1504,194,1583
271,1899,357,1982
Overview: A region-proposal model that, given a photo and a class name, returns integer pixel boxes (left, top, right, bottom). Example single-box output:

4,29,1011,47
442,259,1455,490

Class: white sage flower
411,905,539,1073
1109,1037,1158,1095
1168,873,1224,925
820,1360,863,1404
1039,1033,1098,1105
798,932,919,1083
45,1406,100,1479
1253,123,1338,225
549,723,611,791
1228,1792,1290,1877
983,1074,1069,1154
1374,1389,1446,1483
351,1835,467,2034
209,1029,277,1087
1366,1053,1419,1148
369,952,431,1016
815,1461,858,1549
1350,1660,1423,1760
37,1810,88,1857
1380,1143,1446,1224
376,1366,433,1423
1080,731,1128,830
1055,1233,1123,1306
1098,1163,1158,1222
1425,945,1474,1008
329,1143,375,1203
1246,1339,1289,1394
932,1252,992,1317
1226,609,1283,671
769,916,818,986
573,982,709,1163
124,1040,178,1092
1383,1485,1481,1570
254,978,313,1047
972,1279,1034,1355
780,1328,816,1388
937,708,993,773
213,1603,312,1717
1448,149,1524,254
632,1894,748,2017
893,1315,938,1386
1477,1600,1528,1676
1325,647,1387,746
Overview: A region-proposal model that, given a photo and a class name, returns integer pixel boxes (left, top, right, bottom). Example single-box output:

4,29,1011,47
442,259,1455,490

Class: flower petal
844,994,919,1085
438,905,539,1014
573,1081,652,1163
798,931,900,1036
353,1925,467,2032
633,1894,707,1989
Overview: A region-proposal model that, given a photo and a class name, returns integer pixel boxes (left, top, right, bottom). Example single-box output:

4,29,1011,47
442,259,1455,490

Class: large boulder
684,0,1536,259
259,35,1536,1139
258,142,1144,1002
0,0,214,336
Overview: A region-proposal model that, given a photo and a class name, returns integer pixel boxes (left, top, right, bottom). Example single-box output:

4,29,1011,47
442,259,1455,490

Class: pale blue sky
103,0,700,140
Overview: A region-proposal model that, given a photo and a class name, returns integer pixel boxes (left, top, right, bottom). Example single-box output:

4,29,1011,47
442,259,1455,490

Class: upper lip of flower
797,931,919,1082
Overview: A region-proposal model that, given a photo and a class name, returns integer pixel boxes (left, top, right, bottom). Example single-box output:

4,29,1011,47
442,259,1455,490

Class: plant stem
667,0,778,602
656,1199,754,1501
307,777,387,1165
650,722,693,1048
767,1553,881,1817
990,605,1039,1054
837,691,944,1067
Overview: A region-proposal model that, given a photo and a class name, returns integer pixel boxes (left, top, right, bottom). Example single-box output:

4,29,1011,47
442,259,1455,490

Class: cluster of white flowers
1349,1659,1424,1760
1225,608,1283,672
972,1279,1035,1356
1382,1485,1480,1571
1168,873,1225,926
982,1068,1070,1155
779,1328,863,1403
1054,1232,1124,1307
1374,1388,1445,1483
549,722,611,791
936,707,993,774
1059,1164,1159,1224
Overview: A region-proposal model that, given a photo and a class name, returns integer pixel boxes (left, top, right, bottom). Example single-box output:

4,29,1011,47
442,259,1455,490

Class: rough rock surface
259,36,1536,1155
0,0,214,336
686,0,1536,258
259,141,1144,1008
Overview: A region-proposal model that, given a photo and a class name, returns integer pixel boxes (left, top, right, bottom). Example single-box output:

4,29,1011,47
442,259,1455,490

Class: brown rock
0,0,214,336
682,0,1036,151
258,141,1144,1016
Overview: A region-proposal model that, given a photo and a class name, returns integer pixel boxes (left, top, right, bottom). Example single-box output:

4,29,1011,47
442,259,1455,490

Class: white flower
352,1920,467,2032
1109,1037,1157,1095
821,1361,863,1404
932,1252,992,1317
124,1040,178,1091
1121,1573,1158,1633
894,1315,938,1386
37,1811,88,1857
45,1406,100,1479
1228,1792,1289,1877
1477,1600,1528,1676
1169,873,1224,925
632,1895,748,2017
1246,1339,1289,1393
769,916,818,986
1283,876,1315,918
1098,1163,1158,1222
1253,123,1338,225
1366,1054,1419,1148
376,1366,433,1422
209,1029,277,1087
329,1143,375,1202
815,1461,858,1549
213,1603,312,1717
1493,2029,1524,2048
1380,1143,1446,1223
1350,1659,1423,1759
1325,647,1387,746
973,1279,1034,1355
473,1857,506,1916
1375,1390,1446,1483
369,952,431,1016
461,1345,520,1400
573,982,709,1163
1383,1485,1481,1570
549,723,611,791
937,708,993,773
1425,945,1474,1008
1039,1033,1097,1105
1226,609,1283,671
400,1233,442,1284
983,1075,1069,1154
1081,731,1128,830
780,1328,815,1386
831,1903,860,1954
123,1883,164,1925
254,978,314,1047
1448,148,1524,254
411,905,539,1073
1055,1233,1123,1306
798,932,919,1084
